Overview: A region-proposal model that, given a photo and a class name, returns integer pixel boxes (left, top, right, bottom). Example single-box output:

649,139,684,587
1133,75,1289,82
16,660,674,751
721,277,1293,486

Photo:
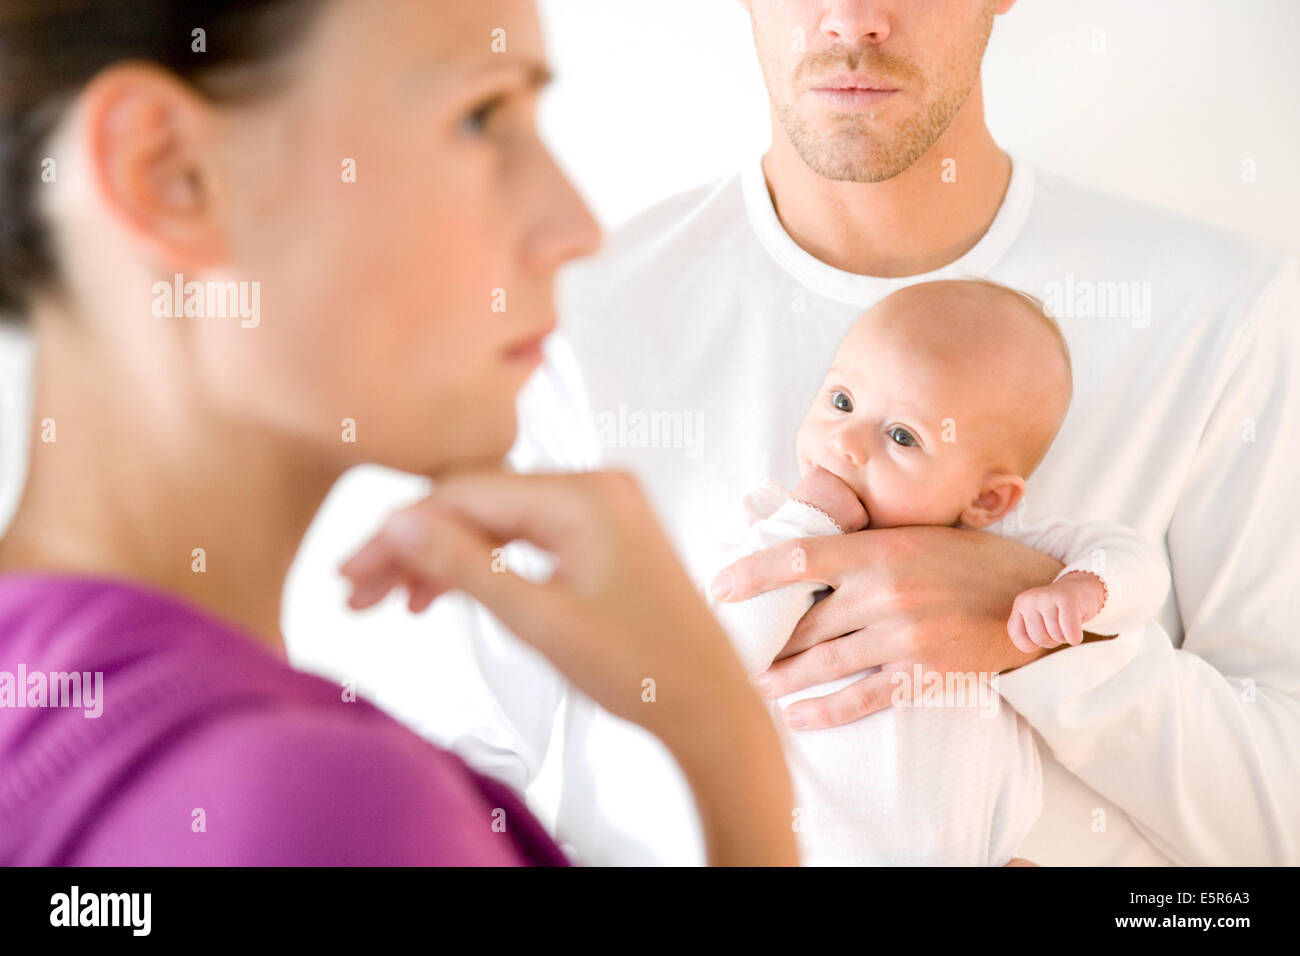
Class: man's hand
709,525,1065,729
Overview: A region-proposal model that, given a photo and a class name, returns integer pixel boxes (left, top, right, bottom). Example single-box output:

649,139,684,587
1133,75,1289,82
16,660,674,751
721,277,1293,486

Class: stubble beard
759,8,996,183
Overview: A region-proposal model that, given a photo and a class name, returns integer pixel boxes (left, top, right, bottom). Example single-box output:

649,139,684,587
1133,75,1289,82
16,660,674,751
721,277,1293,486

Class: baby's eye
830,390,853,413
888,426,917,447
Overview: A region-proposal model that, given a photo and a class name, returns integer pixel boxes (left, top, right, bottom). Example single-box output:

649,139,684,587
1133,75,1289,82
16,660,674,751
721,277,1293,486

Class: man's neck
761,82,1012,278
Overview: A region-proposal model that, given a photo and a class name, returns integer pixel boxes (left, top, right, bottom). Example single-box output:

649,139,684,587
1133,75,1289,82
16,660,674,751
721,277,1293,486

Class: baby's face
795,311,1017,530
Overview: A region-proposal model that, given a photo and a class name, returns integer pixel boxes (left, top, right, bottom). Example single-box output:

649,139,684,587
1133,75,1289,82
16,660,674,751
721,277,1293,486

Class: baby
712,278,1170,866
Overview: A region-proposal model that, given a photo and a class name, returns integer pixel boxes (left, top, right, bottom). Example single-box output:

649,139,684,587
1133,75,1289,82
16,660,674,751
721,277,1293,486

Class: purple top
0,573,569,866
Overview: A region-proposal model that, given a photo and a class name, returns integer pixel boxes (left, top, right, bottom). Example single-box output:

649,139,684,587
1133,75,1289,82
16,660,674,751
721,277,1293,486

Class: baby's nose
830,434,864,467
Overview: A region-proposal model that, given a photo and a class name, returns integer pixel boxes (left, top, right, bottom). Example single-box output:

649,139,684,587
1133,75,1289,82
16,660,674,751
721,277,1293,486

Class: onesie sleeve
995,509,1171,636
711,483,844,676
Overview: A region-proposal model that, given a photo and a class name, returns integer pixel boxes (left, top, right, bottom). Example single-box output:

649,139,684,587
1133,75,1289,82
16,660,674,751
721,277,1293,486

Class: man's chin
786,120,926,184
801,144,915,184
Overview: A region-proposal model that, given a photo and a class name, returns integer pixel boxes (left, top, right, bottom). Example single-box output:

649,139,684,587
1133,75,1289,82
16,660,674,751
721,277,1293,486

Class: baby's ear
959,473,1025,529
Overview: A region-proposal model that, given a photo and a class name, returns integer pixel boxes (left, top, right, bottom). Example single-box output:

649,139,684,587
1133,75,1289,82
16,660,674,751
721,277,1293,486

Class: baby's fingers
1023,609,1053,648
1040,604,1067,646
1007,610,1036,653
1060,605,1086,646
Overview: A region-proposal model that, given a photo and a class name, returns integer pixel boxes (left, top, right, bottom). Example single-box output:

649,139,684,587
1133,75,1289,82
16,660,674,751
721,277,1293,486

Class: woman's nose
524,147,604,271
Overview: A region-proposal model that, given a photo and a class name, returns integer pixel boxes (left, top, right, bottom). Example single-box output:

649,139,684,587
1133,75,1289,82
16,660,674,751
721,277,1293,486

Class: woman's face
196,0,601,474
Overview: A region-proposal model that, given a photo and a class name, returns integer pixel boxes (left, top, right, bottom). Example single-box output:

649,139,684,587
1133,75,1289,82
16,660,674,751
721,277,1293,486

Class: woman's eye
830,390,853,413
888,426,917,447
461,97,505,135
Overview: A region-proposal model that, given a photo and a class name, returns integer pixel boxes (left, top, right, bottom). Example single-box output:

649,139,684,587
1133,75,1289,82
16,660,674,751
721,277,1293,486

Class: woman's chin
414,424,520,479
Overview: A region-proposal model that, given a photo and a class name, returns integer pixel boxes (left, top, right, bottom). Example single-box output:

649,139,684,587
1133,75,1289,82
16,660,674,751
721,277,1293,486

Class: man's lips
812,72,900,92
809,73,899,111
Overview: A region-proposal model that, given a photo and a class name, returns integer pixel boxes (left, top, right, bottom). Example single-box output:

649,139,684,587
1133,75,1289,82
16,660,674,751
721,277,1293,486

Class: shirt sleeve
996,511,1171,635
444,334,601,795
996,258,1300,865
712,489,843,677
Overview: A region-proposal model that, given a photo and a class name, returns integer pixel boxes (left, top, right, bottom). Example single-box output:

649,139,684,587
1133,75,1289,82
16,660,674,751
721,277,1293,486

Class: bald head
840,278,1072,477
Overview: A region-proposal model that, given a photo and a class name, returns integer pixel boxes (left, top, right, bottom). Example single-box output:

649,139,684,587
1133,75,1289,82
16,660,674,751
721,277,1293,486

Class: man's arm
997,259,1300,865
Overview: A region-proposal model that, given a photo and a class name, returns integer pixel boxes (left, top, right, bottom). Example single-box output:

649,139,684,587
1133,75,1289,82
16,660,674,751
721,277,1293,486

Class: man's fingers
711,536,834,603
778,590,854,659
781,670,898,729
761,630,892,698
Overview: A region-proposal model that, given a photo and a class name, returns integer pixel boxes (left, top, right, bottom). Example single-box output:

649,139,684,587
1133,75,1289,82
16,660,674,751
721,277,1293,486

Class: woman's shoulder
0,573,566,866
73,702,557,866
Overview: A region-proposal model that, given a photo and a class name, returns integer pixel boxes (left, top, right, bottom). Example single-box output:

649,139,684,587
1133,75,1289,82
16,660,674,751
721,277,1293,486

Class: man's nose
820,1,892,45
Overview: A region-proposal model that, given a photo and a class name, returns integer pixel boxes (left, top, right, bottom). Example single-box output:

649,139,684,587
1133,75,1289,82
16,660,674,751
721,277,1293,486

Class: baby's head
795,279,1072,531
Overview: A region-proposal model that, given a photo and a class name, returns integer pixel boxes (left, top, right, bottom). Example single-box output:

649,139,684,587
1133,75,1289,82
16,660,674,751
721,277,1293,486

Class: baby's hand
791,465,869,532
1007,571,1106,651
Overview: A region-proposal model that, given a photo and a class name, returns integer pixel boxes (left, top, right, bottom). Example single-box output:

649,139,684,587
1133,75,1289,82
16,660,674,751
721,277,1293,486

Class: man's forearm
997,620,1300,865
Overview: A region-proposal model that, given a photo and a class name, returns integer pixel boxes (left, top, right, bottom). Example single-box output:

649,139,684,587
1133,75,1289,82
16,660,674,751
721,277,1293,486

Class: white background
2,0,1298,825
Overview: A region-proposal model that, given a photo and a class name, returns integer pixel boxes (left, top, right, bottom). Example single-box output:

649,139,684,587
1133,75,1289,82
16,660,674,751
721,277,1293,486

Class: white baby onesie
711,479,1171,866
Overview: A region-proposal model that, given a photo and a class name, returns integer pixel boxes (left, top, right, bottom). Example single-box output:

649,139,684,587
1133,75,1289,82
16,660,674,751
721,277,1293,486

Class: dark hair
0,0,325,319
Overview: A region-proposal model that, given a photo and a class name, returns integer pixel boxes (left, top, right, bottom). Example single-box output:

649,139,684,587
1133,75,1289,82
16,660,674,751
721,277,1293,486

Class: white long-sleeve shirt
440,155,1300,866
711,478,1167,865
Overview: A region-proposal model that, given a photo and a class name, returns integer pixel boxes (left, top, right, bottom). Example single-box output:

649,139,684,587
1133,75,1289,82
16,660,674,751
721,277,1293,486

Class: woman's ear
79,63,229,273
959,472,1026,529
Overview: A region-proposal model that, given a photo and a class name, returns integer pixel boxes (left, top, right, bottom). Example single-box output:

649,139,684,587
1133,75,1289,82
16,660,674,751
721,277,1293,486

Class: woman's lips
503,329,553,368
